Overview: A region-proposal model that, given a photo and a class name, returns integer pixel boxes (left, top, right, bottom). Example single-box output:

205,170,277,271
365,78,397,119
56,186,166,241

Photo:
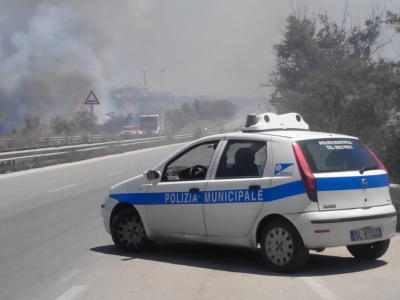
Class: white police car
101,112,397,272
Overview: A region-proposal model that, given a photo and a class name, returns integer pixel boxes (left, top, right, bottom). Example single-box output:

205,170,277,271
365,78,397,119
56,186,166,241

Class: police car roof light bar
242,112,309,132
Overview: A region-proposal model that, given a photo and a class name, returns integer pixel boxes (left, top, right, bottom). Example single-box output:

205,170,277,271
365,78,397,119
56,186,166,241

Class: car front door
145,140,220,235
204,138,273,237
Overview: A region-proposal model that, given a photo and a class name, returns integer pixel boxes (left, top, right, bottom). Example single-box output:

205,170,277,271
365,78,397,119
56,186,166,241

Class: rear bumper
286,204,397,248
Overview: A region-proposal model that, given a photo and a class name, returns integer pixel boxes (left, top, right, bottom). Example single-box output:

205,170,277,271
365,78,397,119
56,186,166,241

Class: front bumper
101,196,119,234
286,204,397,248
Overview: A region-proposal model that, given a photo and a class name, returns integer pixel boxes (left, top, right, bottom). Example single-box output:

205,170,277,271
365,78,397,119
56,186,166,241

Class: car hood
109,174,148,195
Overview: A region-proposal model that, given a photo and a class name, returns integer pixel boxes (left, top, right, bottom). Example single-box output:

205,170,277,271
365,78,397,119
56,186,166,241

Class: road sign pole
83,90,101,142
90,104,94,121
90,104,94,140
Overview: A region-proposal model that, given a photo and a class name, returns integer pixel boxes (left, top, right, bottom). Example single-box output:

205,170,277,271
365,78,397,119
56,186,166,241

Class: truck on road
139,114,160,136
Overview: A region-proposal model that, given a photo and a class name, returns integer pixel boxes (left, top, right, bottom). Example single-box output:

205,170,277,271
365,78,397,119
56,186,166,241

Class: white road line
49,184,78,193
55,285,88,300
106,170,124,176
59,269,83,284
300,277,337,300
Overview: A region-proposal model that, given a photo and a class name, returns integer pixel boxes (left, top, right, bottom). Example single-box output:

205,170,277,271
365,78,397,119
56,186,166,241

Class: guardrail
0,134,113,151
0,134,195,174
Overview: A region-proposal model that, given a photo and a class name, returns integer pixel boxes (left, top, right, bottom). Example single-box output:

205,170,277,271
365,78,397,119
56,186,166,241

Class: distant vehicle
102,112,397,273
120,125,141,139
139,114,160,136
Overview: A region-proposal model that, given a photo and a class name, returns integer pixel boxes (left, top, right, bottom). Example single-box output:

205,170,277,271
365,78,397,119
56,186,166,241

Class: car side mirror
145,170,160,181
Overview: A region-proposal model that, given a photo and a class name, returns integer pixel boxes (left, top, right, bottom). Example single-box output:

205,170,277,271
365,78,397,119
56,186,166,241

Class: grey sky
0,0,399,125
107,0,399,97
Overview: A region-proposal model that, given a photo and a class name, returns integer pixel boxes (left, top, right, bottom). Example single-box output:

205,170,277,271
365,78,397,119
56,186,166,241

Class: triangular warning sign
84,90,100,105
270,88,283,104
271,89,283,101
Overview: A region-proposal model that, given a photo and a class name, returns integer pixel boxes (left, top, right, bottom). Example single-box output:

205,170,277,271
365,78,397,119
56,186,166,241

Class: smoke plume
0,0,114,130
0,0,389,132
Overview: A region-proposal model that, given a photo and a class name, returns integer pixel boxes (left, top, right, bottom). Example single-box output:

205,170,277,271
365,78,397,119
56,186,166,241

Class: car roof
202,130,357,142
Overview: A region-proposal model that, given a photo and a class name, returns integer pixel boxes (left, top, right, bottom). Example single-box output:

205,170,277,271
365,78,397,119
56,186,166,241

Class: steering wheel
189,165,207,178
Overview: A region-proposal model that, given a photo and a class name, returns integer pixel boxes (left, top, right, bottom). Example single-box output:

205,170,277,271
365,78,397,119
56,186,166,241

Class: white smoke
0,0,393,132
0,1,113,128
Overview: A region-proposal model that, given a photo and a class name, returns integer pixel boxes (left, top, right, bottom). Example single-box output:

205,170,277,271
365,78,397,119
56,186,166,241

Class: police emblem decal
274,163,294,176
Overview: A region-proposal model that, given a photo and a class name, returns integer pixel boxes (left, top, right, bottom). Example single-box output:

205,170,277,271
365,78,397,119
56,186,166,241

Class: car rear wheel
261,219,309,273
111,209,150,252
347,239,390,260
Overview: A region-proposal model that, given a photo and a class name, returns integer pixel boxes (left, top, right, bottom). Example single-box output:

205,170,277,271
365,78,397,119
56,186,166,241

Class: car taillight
292,142,318,202
362,144,387,172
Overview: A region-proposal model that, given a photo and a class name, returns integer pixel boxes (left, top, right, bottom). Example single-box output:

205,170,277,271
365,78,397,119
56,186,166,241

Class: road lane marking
49,184,78,193
55,285,88,300
300,277,337,300
59,269,83,284
106,170,124,176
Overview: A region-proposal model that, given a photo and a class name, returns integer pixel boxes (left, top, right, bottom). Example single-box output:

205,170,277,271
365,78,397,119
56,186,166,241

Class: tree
0,113,4,134
102,112,133,133
272,12,400,180
165,100,237,132
386,11,400,32
23,115,40,135
73,111,97,132
50,116,75,136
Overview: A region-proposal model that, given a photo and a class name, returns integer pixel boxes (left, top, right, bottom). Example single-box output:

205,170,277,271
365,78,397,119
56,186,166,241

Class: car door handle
249,185,261,190
189,188,200,193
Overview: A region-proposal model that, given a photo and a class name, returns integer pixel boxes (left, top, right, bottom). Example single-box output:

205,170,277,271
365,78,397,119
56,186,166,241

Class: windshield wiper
359,165,378,174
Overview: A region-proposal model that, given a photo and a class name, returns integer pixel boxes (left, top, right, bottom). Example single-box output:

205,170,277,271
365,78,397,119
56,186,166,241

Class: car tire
347,239,390,260
260,219,309,273
111,209,150,252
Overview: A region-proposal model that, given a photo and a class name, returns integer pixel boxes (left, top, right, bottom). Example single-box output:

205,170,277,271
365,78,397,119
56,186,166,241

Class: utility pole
142,69,147,88
161,68,165,92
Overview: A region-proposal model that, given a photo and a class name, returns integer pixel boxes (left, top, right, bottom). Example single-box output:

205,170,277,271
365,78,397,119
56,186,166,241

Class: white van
101,112,397,272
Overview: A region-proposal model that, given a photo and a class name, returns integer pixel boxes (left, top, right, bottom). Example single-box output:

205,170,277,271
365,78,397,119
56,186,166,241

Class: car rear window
298,138,378,173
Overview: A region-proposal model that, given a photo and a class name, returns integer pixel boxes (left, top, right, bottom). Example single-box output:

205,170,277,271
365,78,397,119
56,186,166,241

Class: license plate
350,227,382,241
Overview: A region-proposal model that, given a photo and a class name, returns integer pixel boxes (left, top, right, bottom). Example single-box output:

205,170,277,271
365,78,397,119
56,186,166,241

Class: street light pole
161,68,165,92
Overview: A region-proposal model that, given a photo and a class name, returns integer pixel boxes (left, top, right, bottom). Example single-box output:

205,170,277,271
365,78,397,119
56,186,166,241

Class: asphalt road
0,143,399,300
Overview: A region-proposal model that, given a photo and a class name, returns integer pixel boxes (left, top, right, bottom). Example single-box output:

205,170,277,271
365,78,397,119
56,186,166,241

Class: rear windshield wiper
359,165,378,174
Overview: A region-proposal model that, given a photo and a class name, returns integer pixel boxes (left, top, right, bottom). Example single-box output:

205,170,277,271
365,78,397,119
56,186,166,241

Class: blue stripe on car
110,180,305,205
316,173,388,191
110,173,388,205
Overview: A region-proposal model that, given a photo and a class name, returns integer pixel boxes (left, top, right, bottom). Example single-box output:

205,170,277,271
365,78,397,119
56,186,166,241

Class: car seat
231,148,259,177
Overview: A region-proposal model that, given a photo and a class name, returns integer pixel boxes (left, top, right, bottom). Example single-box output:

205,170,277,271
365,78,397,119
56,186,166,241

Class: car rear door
298,138,389,211
203,138,272,237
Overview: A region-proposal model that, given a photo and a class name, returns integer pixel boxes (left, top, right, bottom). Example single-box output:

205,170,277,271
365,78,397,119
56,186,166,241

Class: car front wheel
347,239,390,260
260,219,309,273
111,209,150,252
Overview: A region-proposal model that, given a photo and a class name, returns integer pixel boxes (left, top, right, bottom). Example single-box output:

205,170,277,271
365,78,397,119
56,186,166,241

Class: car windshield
123,126,138,130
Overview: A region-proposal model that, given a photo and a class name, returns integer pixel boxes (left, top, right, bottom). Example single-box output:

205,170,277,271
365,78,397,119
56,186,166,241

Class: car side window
162,141,219,182
216,140,267,178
